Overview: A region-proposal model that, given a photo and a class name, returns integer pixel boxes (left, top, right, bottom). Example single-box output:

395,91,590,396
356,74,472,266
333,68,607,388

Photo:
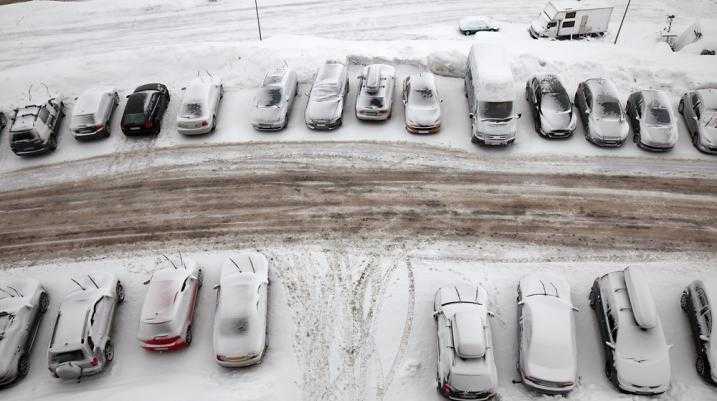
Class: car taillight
201,120,208,127
144,120,153,129
90,356,99,366
441,383,453,396
217,355,226,361
96,124,104,130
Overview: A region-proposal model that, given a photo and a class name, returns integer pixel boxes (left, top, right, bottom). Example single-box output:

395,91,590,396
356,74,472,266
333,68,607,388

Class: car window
704,309,713,334
584,86,593,108
51,349,85,364
0,312,15,339
38,107,50,124
181,102,202,118
91,297,113,338
696,286,709,309
645,104,671,126
257,87,282,107
607,311,618,340
562,20,575,28
596,96,622,118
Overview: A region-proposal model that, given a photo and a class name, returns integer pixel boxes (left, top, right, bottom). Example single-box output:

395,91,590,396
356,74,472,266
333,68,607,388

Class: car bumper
122,127,156,136
252,122,285,132
617,381,668,395
696,142,717,155
11,145,50,156
445,390,496,400
306,119,342,131
638,140,674,152
540,128,574,139
521,374,575,394
177,126,211,136
73,128,107,140
407,123,441,134
141,338,187,352
216,353,263,367
472,133,515,146
51,363,104,380
357,110,390,121
588,136,626,148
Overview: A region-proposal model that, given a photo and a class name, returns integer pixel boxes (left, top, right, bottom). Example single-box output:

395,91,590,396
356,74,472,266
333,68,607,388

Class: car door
90,296,114,357
435,308,451,383
690,94,702,134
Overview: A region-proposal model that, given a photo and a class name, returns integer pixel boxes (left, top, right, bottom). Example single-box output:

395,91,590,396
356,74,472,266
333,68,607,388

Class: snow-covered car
213,252,269,367
525,74,577,139
0,276,49,386
252,67,298,131
48,273,124,381
679,86,717,154
458,17,500,35
9,97,64,156
121,83,170,136
138,257,202,351
305,61,349,130
70,88,119,140
177,78,223,135
355,64,395,121
681,277,717,384
402,72,442,134
434,285,498,400
517,273,577,394
589,267,671,394
626,90,678,151
0,112,7,134
575,78,629,147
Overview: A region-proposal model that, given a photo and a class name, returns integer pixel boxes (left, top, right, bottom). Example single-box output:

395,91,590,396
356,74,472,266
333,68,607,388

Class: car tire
211,115,217,132
678,99,684,115
39,291,49,313
116,282,125,304
185,325,193,346
697,354,707,377
18,354,29,378
681,291,689,311
589,287,597,309
104,340,114,363
48,133,58,151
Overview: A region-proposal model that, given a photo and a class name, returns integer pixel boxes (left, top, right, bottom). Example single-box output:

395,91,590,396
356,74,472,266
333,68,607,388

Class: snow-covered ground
1,241,716,401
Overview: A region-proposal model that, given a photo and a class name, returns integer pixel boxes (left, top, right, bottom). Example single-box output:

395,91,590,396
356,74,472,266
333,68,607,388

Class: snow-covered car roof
451,311,486,358
624,266,658,329
140,266,195,324
435,284,487,307
410,72,436,91
459,16,498,30
468,44,514,102
74,88,113,116
639,89,672,109
10,98,59,132
0,276,40,313
534,74,567,94
262,67,291,87
549,0,612,11
696,88,717,110
519,272,571,301
52,274,115,348
316,62,346,86
585,78,619,99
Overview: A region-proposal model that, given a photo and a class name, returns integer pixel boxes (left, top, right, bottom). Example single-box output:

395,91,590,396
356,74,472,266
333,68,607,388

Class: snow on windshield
72,113,95,126
312,84,338,102
542,93,571,113
258,87,282,107
409,87,437,108
143,280,180,320
181,102,203,118
596,96,622,119
479,101,513,120
219,316,250,335
645,105,671,126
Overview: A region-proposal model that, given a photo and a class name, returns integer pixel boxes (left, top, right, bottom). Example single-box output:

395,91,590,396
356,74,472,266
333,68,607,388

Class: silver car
0,276,49,385
355,64,395,121
575,78,630,147
402,72,442,134
70,88,119,140
48,273,124,380
305,61,349,130
626,90,678,151
679,86,717,154
252,67,298,131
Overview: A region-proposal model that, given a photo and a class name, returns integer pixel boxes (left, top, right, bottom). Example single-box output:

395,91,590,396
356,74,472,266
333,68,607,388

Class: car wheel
678,99,684,115
589,287,597,309
697,354,707,377
48,133,58,151
116,282,125,304
211,115,217,132
104,340,114,363
605,360,615,382
39,291,49,313
185,325,193,346
17,354,30,377
681,290,689,311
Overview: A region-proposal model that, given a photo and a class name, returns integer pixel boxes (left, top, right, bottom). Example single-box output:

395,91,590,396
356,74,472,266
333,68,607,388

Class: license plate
130,127,140,131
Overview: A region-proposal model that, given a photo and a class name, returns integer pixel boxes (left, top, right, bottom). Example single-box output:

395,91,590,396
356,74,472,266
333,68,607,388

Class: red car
137,257,202,351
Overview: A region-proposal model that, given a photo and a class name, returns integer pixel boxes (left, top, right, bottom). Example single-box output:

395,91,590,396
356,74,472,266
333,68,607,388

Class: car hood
522,359,576,384
540,110,572,131
406,106,440,126
700,125,717,145
306,99,340,121
615,352,671,388
252,105,285,124
642,125,678,146
591,117,629,140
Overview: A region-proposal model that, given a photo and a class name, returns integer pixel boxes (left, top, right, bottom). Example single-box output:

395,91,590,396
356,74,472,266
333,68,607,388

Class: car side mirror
468,113,474,120
572,306,580,312
432,311,440,318
142,279,150,285
700,334,710,342
440,98,444,103
126,95,130,98
181,87,186,91
487,311,496,317
517,300,524,305
516,113,522,119
213,284,220,290
605,341,615,349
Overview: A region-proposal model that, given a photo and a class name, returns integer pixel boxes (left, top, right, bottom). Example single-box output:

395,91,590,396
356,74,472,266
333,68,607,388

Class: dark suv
681,279,717,384
121,83,170,136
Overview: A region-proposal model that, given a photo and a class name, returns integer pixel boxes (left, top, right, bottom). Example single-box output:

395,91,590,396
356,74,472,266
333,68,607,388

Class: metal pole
254,0,263,41
614,0,631,44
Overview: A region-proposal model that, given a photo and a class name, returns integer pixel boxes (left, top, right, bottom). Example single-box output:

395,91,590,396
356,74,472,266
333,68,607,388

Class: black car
0,112,6,133
121,83,170,136
678,87,717,154
525,74,576,139
681,279,717,384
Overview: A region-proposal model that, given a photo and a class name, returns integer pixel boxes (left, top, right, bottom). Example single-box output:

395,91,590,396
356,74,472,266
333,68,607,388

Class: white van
529,1,613,39
465,43,520,146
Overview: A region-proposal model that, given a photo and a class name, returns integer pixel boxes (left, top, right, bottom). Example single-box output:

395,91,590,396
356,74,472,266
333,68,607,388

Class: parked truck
529,1,613,40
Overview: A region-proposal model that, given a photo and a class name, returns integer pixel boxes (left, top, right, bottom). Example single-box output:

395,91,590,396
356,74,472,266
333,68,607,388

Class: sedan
138,257,202,351
70,88,119,140
679,86,717,154
525,74,576,139
355,64,395,121
213,252,269,367
626,90,678,151
0,276,49,386
121,83,170,136
305,61,349,130
575,78,630,147
517,273,577,394
177,78,223,135
402,72,442,134
252,66,298,131
681,277,717,384
458,16,500,35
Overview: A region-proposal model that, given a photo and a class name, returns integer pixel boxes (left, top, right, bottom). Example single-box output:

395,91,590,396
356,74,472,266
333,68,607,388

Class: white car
402,72,442,134
48,273,124,380
626,90,678,151
0,276,49,385
434,285,498,400
458,17,500,35
589,267,671,394
305,61,349,130
681,277,717,384
575,78,630,147
252,67,298,131
70,88,119,140
355,64,395,121
517,273,578,394
176,78,223,135
213,252,269,367
138,257,202,351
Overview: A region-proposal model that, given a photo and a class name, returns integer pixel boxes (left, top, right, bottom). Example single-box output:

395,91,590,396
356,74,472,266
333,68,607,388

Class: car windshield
0,312,15,339
219,316,250,336
257,87,282,107
409,87,437,108
181,102,202,118
124,113,146,125
542,93,571,113
72,113,95,126
312,84,338,102
644,106,671,126
704,113,717,128
596,96,622,119
479,101,513,120
51,349,85,364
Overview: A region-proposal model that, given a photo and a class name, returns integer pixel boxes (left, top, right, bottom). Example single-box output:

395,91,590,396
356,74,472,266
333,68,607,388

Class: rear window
219,317,250,335
52,350,85,364
0,312,15,339
258,87,282,107
181,102,202,118
645,106,671,126
125,93,150,114
12,131,35,141
596,96,622,118
124,113,146,125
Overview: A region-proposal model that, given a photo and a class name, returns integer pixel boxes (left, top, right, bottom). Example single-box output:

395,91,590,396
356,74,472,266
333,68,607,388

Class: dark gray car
305,61,349,130
679,86,717,154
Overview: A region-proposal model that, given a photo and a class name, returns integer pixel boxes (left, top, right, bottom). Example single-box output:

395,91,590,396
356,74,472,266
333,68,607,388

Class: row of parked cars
1,261,715,398
0,252,268,385
2,44,713,157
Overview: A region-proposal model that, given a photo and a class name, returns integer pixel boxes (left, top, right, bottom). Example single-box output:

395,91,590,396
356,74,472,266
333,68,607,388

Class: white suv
434,285,498,400
9,98,64,156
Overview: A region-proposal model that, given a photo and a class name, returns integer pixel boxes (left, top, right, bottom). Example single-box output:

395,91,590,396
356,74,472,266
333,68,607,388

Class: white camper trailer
529,1,613,39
